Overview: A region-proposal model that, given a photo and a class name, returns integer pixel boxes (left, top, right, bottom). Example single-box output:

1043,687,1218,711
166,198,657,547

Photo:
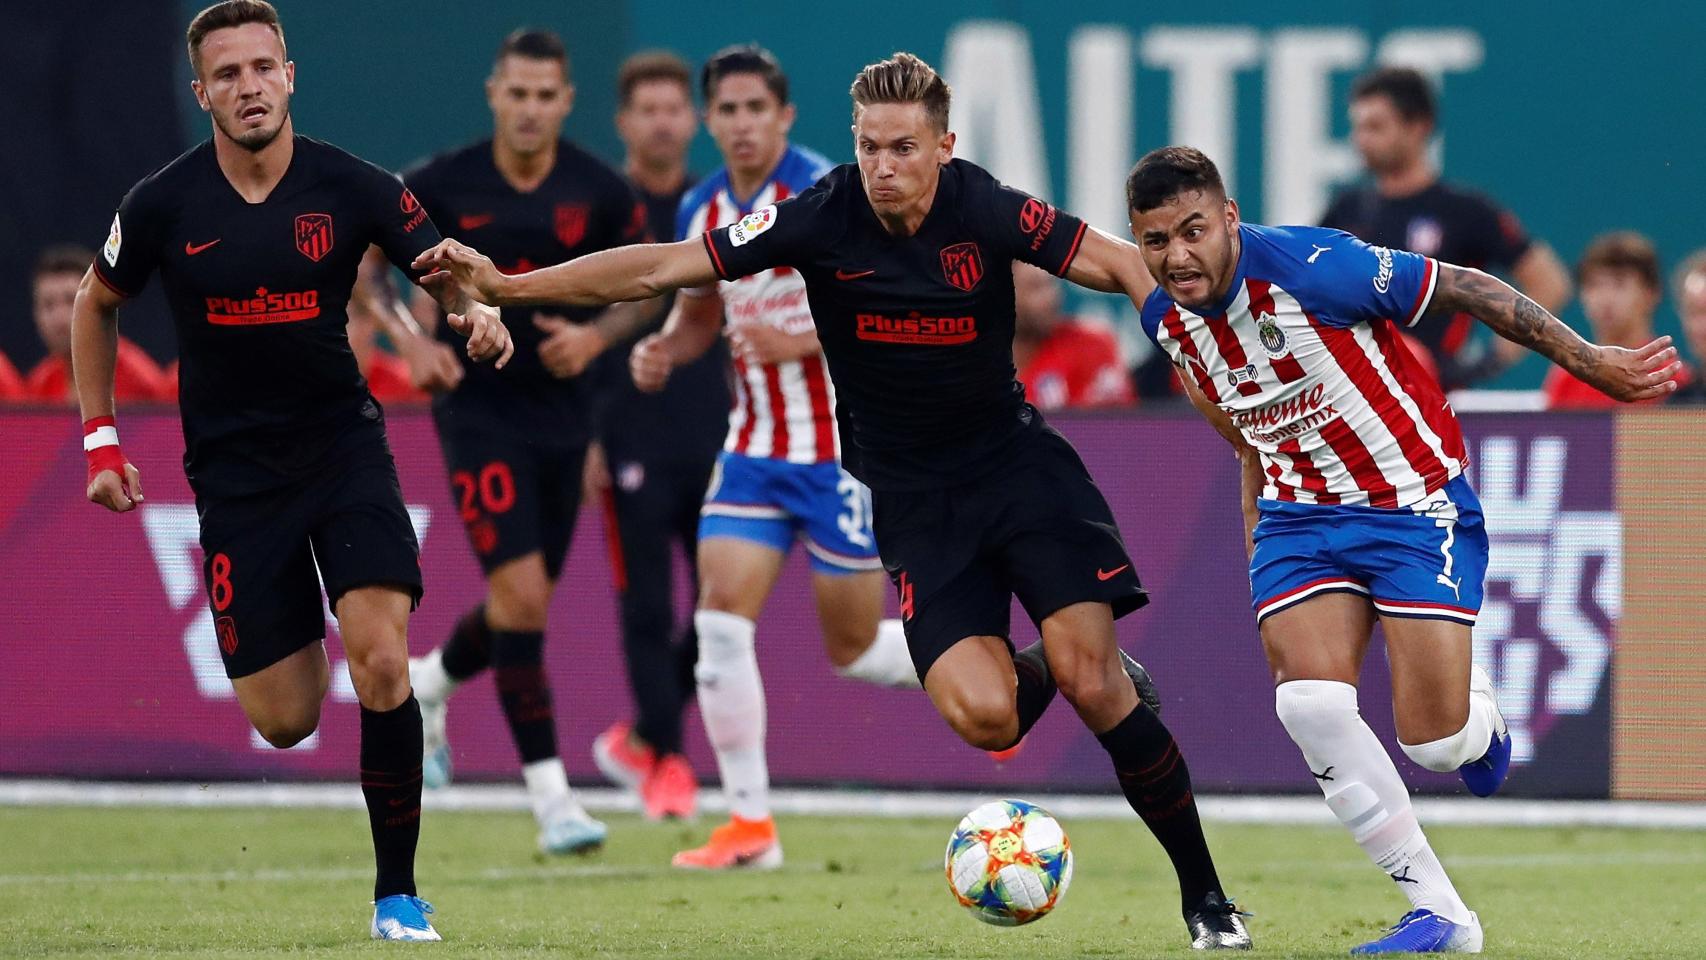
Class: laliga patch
103,213,122,267
729,204,777,247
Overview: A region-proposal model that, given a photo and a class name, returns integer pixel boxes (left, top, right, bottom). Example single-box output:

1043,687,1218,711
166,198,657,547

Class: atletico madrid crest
554,203,589,248
940,242,983,292
294,213,334,262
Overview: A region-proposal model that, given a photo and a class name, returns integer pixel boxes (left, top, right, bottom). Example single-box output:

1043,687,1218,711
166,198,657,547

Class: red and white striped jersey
1142,224,1467,508
677,145,839,464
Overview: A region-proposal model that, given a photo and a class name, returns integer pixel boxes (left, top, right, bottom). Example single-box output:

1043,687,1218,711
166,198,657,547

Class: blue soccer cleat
371,894,441,942
1351,909,1482,954
410,655,454,790
1458,665,1511,798
538,804,608,855
423,740,452,791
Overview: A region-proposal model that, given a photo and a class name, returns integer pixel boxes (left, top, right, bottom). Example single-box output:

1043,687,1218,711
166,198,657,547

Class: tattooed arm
1427,263,1681,402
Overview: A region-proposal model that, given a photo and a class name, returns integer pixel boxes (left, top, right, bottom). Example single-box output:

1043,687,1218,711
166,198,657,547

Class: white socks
835,618,920,689
1400,667,1500,773
410,648,459,703
522,757,578,826
694,610,769,821
1275,680,1473,924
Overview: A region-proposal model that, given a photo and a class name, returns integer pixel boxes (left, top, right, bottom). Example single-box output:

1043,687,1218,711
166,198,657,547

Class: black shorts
871,425,1147,683
196,451,422,680
435,409,587,579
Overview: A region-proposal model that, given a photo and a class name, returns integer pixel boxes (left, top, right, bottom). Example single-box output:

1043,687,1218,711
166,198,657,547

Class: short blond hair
850,52,951,133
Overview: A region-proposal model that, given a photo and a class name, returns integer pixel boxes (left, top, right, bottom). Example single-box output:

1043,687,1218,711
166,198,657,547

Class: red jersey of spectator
362,352,427,404
1543,363,1689,410
0,351,23,400
23,338,166,404
1017,322,1135,411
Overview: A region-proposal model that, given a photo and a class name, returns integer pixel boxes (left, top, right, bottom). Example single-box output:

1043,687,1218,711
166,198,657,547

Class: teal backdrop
168,1,1706,387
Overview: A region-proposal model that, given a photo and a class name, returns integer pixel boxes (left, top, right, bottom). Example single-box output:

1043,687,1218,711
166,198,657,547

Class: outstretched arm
1429,263,1680,402
1060,227,1158,307
1179,371,1263,560
414,237,719,309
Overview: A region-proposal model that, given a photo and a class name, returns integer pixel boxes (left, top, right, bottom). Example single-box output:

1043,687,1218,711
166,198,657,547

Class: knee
346,642,411,709
940,690,1018,751
698,578,749,618
1048,642,1124,712
487,579,550,631
253,709,320,749
1274,679,1360,741
820,621,871,668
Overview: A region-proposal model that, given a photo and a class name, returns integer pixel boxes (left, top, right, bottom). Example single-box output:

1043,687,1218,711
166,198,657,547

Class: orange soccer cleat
670,814,783,870
987,735,1026,765
641,754,699,821
591,721,656,791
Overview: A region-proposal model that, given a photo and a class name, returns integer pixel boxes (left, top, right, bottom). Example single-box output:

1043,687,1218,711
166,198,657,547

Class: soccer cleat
592,721,655,792
671,814,783,870
1351,909,1483,954
1119,648,1164,717
370,894,441,941
1185,891,1253,950
538,803,609,855
987,736,1026,765
1459,665,1512,798
409,655,453,790
641,754,698,820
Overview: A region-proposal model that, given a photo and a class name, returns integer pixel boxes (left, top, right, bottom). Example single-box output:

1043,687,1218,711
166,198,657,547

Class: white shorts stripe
701,503,788,521
1371,599,1478,625
801,537,882,572
1255,578,1369,622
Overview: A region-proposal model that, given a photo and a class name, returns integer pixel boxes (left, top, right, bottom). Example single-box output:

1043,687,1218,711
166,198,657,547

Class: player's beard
217,97,291,153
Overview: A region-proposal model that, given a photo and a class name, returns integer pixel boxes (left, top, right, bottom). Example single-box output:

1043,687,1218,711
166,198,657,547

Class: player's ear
1225,196,1240,229
284,60,295,95
561,83,576,118
191,78,210,113
778,102,797,135
937,130,955,163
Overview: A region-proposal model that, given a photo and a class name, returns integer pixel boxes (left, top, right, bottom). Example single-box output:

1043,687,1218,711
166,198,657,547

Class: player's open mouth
1169,270,1204,287
240,105,268,122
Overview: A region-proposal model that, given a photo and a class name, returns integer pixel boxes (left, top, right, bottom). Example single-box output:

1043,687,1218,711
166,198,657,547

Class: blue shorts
699,451,881,576
1250,474,1487,626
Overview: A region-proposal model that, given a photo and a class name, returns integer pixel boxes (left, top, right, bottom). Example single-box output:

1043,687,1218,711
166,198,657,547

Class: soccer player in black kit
71,1,510,942
586,51,731,820
416,52,1251,950
397,28,654,855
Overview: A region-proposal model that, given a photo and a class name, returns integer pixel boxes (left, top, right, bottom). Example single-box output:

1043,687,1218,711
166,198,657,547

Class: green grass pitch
2,804,1701,958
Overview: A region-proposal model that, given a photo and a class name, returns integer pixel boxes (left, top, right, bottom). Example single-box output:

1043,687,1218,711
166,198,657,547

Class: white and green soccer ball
944,799,1073,926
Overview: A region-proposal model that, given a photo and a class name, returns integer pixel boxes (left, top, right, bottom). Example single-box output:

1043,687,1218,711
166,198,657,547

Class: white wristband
83,426,120,451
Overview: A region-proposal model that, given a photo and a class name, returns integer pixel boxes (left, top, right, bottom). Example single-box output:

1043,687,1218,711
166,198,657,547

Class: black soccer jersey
403,139,646,437
1320,180,1533,387
93,136,443,493
591,177,731,467
703,159,1088,491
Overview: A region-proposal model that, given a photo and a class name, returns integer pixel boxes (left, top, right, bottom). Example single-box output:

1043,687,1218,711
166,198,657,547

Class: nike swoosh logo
184,239,221,255
835,268,875,281
458,214,495,231
1096,564,1130,581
